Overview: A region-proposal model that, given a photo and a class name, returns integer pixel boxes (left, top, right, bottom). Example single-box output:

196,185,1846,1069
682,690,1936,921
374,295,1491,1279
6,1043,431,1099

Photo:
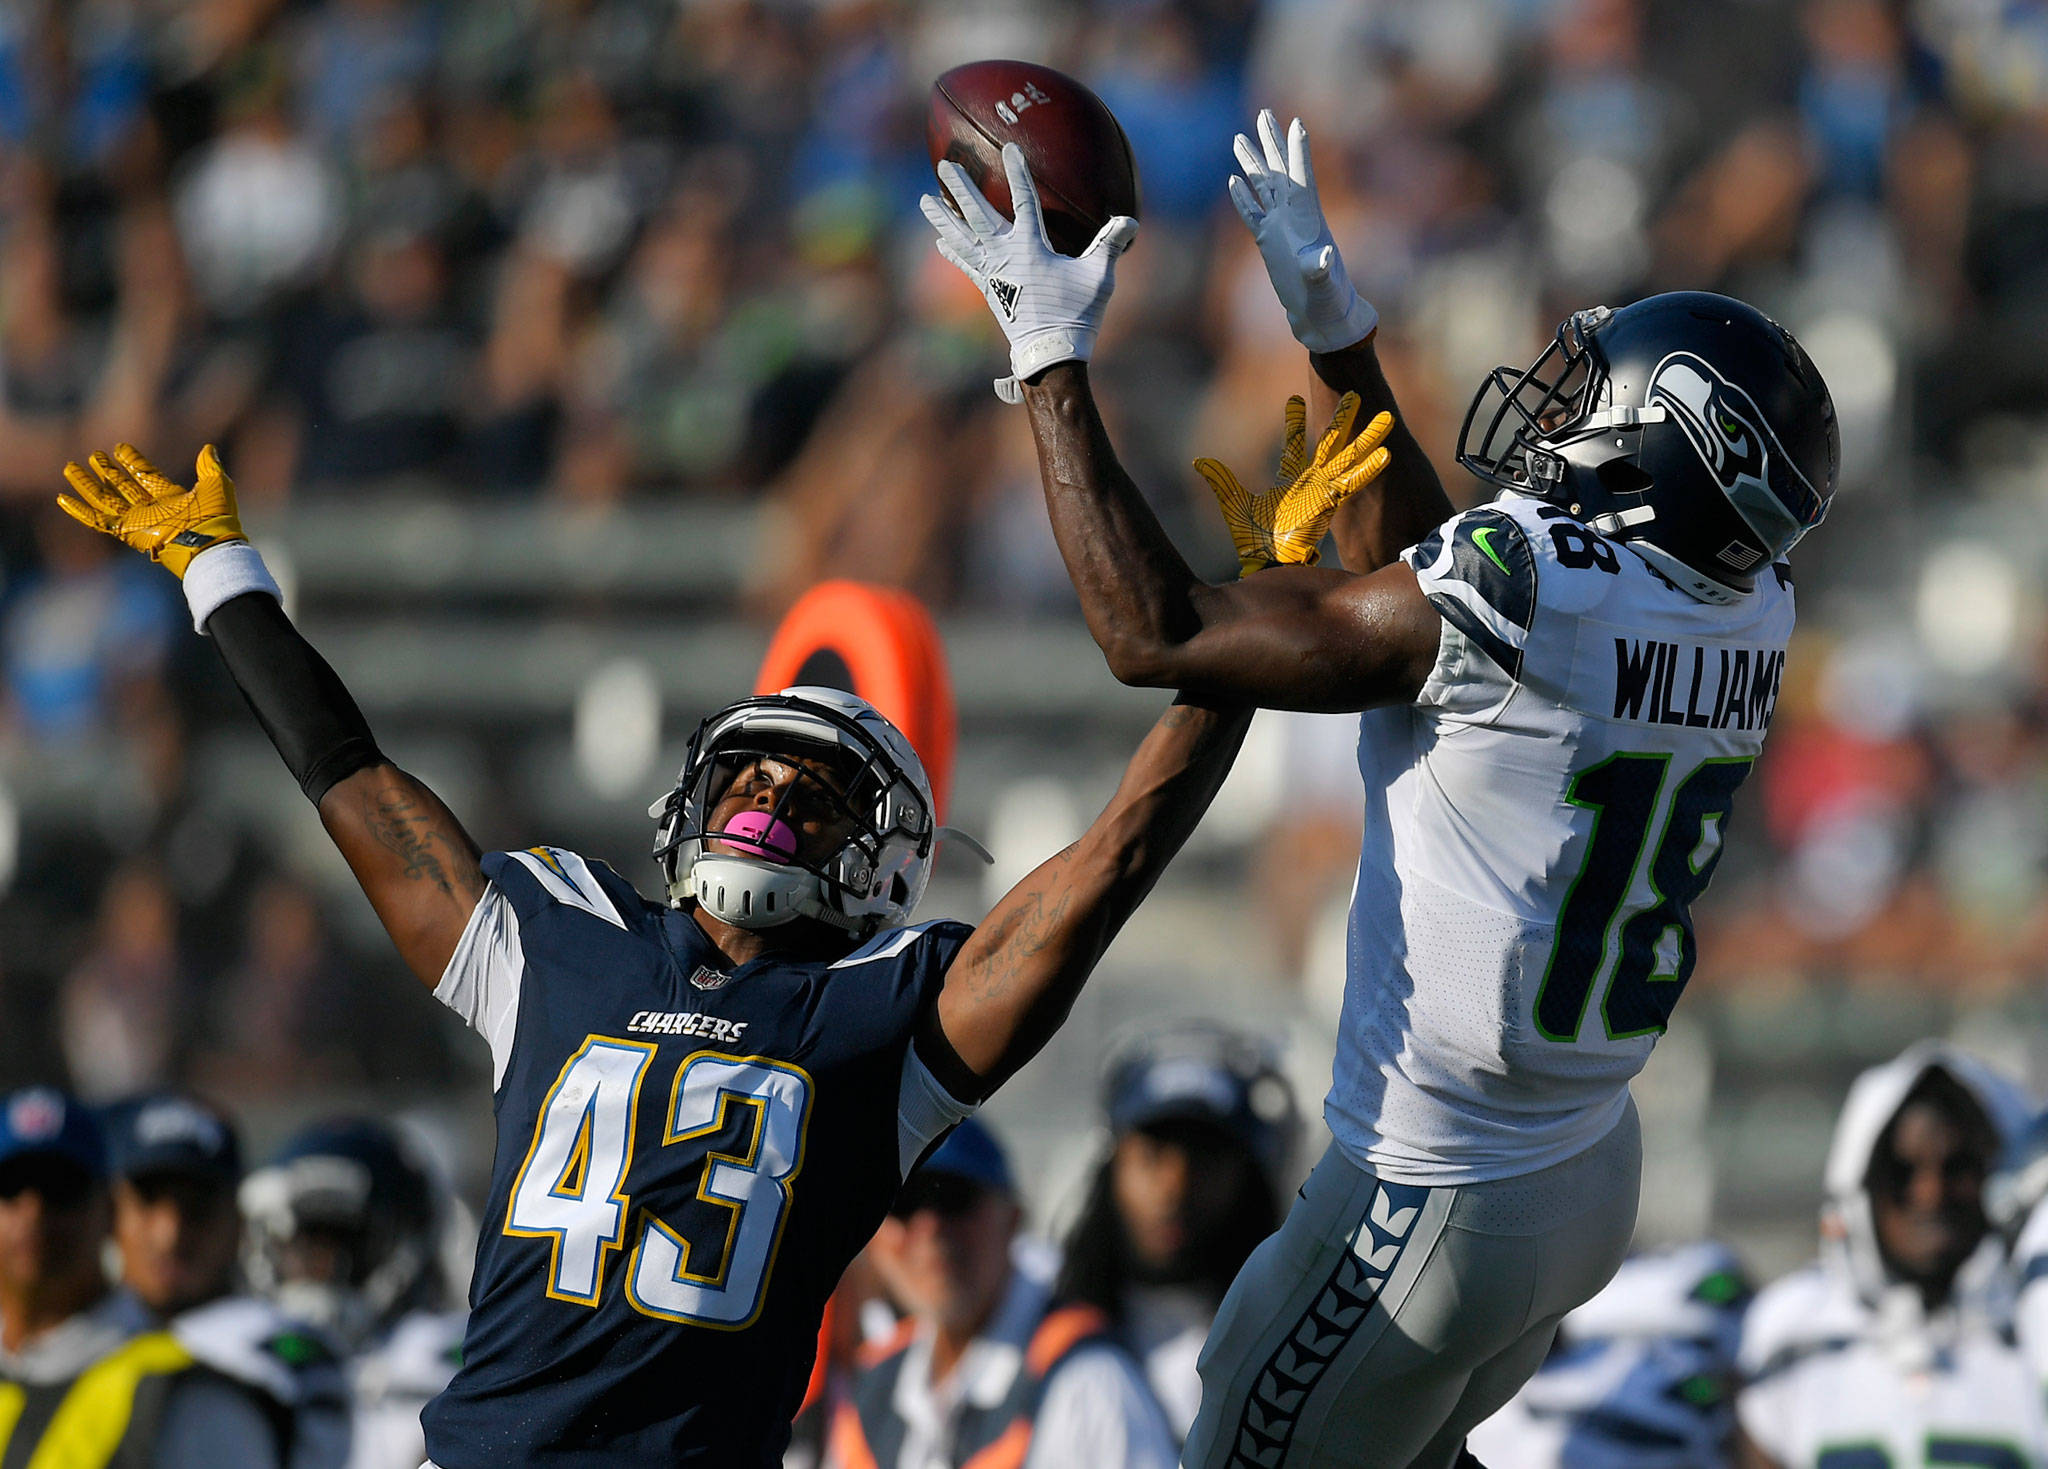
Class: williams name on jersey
1334,492,1792,1186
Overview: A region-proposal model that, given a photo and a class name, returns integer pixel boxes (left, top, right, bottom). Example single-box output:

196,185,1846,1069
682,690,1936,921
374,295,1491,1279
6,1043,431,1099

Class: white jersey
1333,493,1794,1183
172,1295,351,1469
346,1308,464,1469
2008,1200,2048,1392
1738,1264,2047,1469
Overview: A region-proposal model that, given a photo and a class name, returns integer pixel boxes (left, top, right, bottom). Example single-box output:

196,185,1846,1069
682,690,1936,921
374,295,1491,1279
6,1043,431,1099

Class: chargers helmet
649,686,936,936
239,1118,447,1350
1458,291,1838,604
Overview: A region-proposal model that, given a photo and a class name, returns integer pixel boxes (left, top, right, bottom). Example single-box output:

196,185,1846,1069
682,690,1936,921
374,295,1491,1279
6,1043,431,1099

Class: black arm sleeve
205,592,385,805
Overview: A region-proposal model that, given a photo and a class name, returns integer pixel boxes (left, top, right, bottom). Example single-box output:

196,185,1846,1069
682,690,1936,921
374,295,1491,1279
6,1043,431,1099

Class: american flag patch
1717,541,1763,571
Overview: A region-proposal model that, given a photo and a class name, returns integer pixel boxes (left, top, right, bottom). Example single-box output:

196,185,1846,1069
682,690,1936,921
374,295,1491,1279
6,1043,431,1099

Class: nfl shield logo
688,965,732,992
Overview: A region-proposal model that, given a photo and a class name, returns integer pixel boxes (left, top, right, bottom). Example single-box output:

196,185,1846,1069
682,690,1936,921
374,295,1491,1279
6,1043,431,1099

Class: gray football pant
1182,1101,1641,1469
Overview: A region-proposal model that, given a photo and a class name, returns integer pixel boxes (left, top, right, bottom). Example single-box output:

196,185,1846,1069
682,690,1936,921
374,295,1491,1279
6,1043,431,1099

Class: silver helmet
649,687,937,936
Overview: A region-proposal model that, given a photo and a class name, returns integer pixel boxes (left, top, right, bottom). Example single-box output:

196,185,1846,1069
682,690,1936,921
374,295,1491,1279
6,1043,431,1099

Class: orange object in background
755,581,958,822
761,584,957,1443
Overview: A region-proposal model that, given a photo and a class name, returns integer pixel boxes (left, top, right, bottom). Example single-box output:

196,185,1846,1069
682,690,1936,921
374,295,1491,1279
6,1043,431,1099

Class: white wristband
1012,326,1091,380
182,541,281,633
1300,295,1380,355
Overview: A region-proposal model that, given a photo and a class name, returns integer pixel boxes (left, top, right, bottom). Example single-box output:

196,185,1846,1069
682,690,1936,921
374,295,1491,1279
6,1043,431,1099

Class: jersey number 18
1534,753,1753,1044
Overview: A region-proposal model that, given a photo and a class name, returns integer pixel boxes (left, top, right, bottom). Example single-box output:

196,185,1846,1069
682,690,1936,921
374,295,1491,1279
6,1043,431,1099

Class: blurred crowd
13,1031,2048,1467
4,0,2048,1202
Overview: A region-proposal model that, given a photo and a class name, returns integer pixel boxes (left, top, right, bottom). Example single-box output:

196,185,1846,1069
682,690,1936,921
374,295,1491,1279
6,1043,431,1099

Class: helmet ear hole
1597,459,1654,497
890,873,909,905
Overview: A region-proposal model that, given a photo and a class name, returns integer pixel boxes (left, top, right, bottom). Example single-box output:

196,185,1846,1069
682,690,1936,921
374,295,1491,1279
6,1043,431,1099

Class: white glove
922,143,1139,403
1229,110,1378,354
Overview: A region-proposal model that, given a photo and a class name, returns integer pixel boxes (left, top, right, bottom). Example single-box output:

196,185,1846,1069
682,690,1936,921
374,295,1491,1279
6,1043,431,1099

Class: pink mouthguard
716,811,799,863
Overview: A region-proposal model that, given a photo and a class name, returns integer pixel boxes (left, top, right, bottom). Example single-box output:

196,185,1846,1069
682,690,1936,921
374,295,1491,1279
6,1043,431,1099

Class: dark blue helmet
1102,1022,1299,1181
239,1117,444,1348
1458,291,1838,604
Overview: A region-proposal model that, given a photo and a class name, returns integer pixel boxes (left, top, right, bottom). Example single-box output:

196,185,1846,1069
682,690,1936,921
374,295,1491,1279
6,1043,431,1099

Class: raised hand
1229,110,1378,354
58,443,247,579
922,142,1139,402
1194,392,1395,575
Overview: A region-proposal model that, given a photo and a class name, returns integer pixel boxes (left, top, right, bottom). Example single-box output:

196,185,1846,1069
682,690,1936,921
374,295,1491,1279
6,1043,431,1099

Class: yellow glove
1194,392,1394,576
57,443,246,580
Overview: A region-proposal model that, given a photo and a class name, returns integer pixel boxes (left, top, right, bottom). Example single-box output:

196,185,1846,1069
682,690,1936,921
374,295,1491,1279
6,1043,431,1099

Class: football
927,60,1141,257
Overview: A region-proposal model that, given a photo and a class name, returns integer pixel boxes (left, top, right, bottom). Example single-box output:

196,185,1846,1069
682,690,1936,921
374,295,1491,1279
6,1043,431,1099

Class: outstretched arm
925,138,1442,710
57,445,483,986
317,765,485,984
933,697,1250,1094
211,586,484,981
1229,110,1452,571
1022,364,1441,709
1308,339,1452,573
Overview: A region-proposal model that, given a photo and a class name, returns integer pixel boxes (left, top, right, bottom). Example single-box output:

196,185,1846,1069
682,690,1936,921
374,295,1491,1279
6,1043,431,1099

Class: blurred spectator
274,225,472,490
1469,1242,1752,1469
0,1085,283,1464
1734,1045,2043,1469
1,0,2047,1297
1,508,177,748
173,55,340,320
294,0,436,151
839,1118,1177,1469
1052,1025,1298,1445
199,875,361,1096
107,1090,352,1468
57,860,183,1099
241,1117,465,1469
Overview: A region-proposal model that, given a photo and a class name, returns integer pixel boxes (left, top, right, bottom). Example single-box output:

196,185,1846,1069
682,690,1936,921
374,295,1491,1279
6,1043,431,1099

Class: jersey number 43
504,1038,813,1330
1534,753,1753,1044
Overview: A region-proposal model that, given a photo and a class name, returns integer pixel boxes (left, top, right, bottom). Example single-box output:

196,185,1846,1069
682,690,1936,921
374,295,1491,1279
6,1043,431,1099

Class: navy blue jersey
421,847,973,1466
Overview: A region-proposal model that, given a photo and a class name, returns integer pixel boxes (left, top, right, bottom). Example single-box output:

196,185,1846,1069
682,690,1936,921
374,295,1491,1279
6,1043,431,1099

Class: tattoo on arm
320,764,485,986
365,788,485,902
959,850,1080,1007
938,697,1252,1088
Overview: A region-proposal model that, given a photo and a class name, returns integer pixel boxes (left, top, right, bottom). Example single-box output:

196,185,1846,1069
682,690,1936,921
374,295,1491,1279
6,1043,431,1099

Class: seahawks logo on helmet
1646,352,1822,545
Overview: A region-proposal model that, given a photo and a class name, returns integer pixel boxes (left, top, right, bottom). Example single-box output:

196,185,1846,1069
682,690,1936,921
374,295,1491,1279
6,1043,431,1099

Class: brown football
928,60,1141,258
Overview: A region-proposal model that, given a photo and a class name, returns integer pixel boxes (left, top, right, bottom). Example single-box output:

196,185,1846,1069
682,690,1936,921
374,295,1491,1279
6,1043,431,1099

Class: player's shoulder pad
2014,1199,2048,1283
172,1295,346,1405
483,846,641,930
1406,503,1539,680
365,1309,467,1398
827,918,974,972
1736,1263,1855,1380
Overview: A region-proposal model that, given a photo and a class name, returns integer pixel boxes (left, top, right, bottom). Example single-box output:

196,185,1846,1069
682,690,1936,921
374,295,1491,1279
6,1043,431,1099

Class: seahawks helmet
1458,291,1839,604
239,1118,446,1351
649,686,936,937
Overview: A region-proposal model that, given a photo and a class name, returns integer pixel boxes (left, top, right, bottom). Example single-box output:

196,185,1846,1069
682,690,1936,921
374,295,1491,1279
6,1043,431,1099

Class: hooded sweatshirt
1736,1042,2044,1468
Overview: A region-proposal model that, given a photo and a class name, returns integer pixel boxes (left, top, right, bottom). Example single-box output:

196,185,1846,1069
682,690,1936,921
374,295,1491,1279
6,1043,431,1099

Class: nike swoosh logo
1473,526,1512,576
